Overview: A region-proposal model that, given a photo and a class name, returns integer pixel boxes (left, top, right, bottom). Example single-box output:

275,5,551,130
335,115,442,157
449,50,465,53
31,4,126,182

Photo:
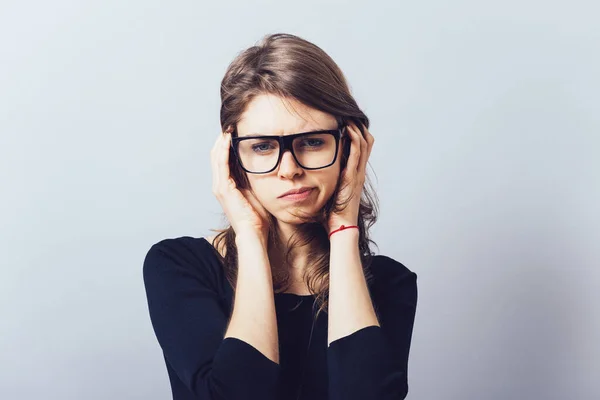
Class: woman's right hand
210,127,271,242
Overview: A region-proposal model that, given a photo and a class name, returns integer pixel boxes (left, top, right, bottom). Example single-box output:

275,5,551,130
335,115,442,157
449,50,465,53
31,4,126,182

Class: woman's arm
327,228,379,345
224,233,280,364
143,237,280,400
327,229,418,400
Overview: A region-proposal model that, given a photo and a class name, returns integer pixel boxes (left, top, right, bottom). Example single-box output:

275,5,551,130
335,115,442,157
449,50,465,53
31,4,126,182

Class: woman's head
233,93,344,228
214,33,379,311
220,33,369,228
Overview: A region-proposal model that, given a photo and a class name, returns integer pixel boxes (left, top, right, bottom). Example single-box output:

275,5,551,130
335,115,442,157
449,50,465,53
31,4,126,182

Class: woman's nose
277,150,303,178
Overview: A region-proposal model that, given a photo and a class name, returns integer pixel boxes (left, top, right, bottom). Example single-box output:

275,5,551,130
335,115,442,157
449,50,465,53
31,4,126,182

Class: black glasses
231,125,346,174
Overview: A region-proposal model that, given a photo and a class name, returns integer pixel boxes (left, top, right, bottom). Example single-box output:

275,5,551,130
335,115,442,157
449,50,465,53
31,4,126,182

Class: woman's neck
268,222,315,289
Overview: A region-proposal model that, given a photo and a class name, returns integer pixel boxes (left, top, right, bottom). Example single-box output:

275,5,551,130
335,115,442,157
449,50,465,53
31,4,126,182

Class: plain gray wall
1,1,598,399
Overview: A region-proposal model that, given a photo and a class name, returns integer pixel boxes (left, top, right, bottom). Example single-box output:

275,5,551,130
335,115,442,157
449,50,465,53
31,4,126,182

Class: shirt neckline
275,292,316,298
201,237,317,298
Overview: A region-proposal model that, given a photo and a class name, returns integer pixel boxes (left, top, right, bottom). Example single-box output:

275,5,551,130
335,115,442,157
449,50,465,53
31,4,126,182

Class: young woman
143,33,418,400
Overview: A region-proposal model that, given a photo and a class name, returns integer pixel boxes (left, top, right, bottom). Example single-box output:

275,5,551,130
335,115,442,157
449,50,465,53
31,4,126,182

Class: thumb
241,189,271,222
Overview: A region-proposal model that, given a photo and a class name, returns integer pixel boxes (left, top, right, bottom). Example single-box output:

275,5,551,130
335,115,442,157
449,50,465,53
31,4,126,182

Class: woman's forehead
237,94,336,137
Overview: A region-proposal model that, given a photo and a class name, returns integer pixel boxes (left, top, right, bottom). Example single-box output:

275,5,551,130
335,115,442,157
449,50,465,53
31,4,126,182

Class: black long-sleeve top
142,236,418,400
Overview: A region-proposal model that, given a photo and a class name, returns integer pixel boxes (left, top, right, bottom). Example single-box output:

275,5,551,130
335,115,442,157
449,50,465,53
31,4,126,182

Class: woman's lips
279,188,314,201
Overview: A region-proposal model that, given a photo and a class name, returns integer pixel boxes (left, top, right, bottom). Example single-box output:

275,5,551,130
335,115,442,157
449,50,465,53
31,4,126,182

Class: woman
143,33,418,400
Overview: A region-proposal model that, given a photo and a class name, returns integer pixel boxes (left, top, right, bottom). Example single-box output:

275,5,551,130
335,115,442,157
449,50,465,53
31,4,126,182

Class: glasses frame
230,124,347,174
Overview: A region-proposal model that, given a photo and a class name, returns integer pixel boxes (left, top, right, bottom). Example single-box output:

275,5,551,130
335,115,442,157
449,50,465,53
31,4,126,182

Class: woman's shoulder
368,254,418,299
143,235,225,286
370,254,417,281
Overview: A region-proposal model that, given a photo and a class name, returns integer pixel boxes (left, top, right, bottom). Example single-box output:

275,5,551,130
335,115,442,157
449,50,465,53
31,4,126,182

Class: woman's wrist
328,223,359,239
235,229,268,247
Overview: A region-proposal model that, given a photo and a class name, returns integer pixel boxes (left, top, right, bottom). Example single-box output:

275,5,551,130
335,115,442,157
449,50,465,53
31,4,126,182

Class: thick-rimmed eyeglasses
231,125,346,174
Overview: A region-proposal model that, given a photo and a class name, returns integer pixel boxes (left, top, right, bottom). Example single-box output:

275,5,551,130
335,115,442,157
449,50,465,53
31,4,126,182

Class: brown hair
210,33,380,319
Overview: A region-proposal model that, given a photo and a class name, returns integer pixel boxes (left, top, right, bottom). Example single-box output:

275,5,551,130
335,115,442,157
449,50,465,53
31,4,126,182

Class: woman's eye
252,143,275,152
300,139,324,147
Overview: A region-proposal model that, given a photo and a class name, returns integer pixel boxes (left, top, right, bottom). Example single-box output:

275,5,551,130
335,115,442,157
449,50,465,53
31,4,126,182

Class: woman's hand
326,121,375,235
211,128,271,242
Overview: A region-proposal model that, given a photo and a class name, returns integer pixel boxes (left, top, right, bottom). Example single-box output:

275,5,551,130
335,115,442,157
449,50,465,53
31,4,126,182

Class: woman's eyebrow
241,127,333,137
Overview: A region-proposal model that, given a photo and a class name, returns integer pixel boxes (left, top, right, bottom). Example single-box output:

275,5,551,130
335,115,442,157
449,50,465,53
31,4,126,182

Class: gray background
1,1,598,399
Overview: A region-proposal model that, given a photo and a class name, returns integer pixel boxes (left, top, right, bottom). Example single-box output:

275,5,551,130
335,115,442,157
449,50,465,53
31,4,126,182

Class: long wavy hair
210,33,380,319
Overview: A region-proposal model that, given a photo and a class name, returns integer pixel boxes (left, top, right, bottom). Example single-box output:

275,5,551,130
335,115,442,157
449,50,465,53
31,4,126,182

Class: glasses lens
237,137,280,173
236,132,337,173
293,133,336,169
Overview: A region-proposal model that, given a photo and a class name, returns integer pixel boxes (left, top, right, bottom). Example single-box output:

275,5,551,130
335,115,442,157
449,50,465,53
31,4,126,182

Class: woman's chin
273,208,319,225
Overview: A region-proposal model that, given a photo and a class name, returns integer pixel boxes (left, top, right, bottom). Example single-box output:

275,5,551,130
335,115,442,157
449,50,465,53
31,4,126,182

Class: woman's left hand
326,121,374,235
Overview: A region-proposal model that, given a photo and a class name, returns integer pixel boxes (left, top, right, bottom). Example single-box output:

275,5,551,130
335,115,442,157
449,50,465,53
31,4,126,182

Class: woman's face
235,94,342,225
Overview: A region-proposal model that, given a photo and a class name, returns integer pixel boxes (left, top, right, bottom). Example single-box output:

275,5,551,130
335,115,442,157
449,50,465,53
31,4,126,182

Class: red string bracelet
328,224,359,239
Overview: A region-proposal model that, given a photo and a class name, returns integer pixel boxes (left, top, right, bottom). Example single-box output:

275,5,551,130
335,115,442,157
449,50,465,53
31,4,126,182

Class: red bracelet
328,224,359,239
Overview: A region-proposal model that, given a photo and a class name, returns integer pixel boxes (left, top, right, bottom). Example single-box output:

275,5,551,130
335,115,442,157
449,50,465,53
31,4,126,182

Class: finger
211,132,224,194
356,124,368,175
357,123,373,177
210,131,222,164
344,123,361,178
243,189,271,221
212,130,233,197
362,123,375,155
219,131,235,190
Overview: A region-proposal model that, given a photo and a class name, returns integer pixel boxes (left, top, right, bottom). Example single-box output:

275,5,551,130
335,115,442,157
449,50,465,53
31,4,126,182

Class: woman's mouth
279,188,314,201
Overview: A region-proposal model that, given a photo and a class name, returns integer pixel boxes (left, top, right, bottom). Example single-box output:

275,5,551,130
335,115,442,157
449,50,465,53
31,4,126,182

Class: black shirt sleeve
142,238,281,400
326,256,418,400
